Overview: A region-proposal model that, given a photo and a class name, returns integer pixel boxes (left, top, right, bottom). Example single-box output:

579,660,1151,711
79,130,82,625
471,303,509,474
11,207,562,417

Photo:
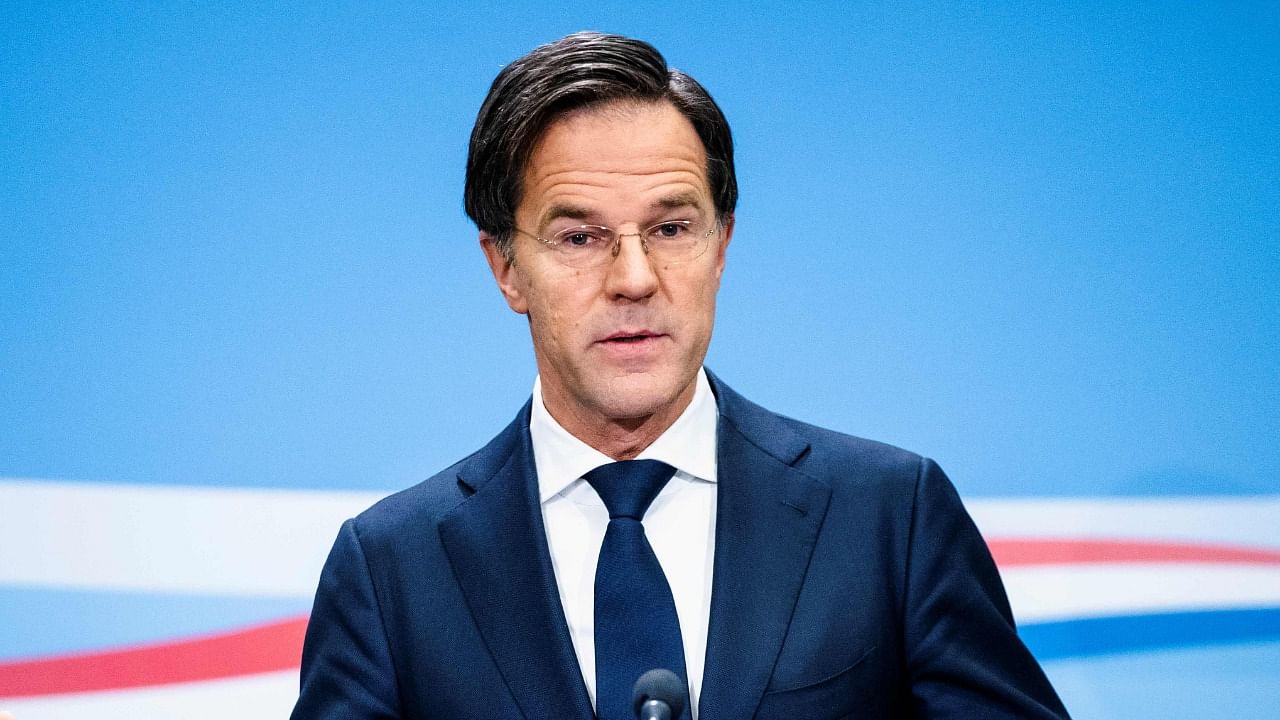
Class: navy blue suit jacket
293,375,1069,719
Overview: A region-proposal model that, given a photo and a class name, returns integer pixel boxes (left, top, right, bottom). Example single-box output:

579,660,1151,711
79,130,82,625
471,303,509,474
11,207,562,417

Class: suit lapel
698,375,833,720
438,405,594,720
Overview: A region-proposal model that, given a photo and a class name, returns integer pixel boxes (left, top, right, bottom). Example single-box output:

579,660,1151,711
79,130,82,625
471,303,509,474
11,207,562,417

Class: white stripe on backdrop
3,478,1277,598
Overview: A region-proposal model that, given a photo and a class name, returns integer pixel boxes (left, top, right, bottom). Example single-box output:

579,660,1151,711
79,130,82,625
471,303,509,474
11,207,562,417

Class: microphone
632,668,686,720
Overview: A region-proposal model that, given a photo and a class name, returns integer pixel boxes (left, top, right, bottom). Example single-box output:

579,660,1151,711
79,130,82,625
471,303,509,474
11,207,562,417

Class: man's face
483,100,732,439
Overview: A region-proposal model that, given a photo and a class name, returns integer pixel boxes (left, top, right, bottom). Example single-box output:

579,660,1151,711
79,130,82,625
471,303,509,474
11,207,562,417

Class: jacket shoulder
347,401,530,543
345,454,472,542
776,412,929,493
710,371,928,493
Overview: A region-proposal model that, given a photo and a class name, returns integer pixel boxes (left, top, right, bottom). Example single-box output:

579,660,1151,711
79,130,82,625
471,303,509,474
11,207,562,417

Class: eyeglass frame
510,218,720,269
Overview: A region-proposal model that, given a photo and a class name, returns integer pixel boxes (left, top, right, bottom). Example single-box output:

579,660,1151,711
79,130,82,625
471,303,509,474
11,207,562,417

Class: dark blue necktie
584,460,690,720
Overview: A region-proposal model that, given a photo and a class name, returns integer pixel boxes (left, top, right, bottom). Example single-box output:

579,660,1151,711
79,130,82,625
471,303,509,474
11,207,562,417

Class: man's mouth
600,330,661,344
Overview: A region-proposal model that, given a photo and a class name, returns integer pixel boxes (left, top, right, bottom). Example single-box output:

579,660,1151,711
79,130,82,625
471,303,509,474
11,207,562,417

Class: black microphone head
633,668,686,718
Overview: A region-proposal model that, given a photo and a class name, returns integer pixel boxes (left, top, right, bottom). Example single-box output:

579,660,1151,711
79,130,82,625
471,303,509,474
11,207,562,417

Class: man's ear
713,214,734,280
480,233,529,314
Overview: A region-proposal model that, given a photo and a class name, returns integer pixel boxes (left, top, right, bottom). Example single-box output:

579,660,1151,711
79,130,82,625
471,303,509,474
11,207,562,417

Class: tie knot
583,460,675,520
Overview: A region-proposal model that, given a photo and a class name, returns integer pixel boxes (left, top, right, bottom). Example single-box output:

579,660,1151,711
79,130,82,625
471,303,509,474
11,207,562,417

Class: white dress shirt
531,369,718,719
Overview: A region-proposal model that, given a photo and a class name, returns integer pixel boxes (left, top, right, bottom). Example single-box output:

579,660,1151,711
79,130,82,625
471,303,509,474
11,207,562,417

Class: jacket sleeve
903,458,1070,719
291,519,402,720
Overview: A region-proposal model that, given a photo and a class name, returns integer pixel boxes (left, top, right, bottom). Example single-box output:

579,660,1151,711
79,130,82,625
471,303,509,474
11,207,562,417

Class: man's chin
589,372,696,423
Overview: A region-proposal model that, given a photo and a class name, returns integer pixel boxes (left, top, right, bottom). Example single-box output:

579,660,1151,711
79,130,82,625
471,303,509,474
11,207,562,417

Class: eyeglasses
513,218,718,269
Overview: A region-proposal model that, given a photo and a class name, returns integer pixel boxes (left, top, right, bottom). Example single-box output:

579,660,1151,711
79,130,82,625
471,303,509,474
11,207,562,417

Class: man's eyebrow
536,193,706,228
652,192,705,212
538,203,595,228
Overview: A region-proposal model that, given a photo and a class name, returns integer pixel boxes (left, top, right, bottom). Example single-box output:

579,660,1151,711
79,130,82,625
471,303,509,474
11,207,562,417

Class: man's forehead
519,101,711,221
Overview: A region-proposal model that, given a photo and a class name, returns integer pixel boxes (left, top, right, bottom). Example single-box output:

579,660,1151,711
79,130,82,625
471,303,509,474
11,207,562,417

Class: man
293,32,1069,719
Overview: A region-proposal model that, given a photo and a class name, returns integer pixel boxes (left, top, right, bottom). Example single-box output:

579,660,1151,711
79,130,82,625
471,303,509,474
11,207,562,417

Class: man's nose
603,232,660,299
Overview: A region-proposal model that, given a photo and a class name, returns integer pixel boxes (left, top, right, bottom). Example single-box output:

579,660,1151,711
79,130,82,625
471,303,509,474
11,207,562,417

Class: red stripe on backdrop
0,615,308,698
4,539,1280,699
988,538,1280,566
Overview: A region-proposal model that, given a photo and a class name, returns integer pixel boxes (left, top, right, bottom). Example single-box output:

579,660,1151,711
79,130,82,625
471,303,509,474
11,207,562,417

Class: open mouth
600,330,663,346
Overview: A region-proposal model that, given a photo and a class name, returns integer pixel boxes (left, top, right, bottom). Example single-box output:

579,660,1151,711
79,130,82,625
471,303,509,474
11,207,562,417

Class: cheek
689,275,723,353
677,269,721,325
523,274,597,348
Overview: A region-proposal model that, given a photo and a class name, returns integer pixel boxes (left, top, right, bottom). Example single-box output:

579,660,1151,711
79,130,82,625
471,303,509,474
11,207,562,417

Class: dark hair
464,31,737,259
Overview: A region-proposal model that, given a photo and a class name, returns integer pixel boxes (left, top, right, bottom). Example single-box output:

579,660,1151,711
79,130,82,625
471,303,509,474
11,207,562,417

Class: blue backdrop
2,2,1277,717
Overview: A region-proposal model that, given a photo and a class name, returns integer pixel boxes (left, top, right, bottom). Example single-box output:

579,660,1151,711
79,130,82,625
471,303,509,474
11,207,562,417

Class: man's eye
555,229,603,248
653,222,687,238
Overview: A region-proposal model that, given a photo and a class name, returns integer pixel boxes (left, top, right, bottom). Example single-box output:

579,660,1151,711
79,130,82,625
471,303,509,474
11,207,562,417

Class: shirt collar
530,368,719,504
